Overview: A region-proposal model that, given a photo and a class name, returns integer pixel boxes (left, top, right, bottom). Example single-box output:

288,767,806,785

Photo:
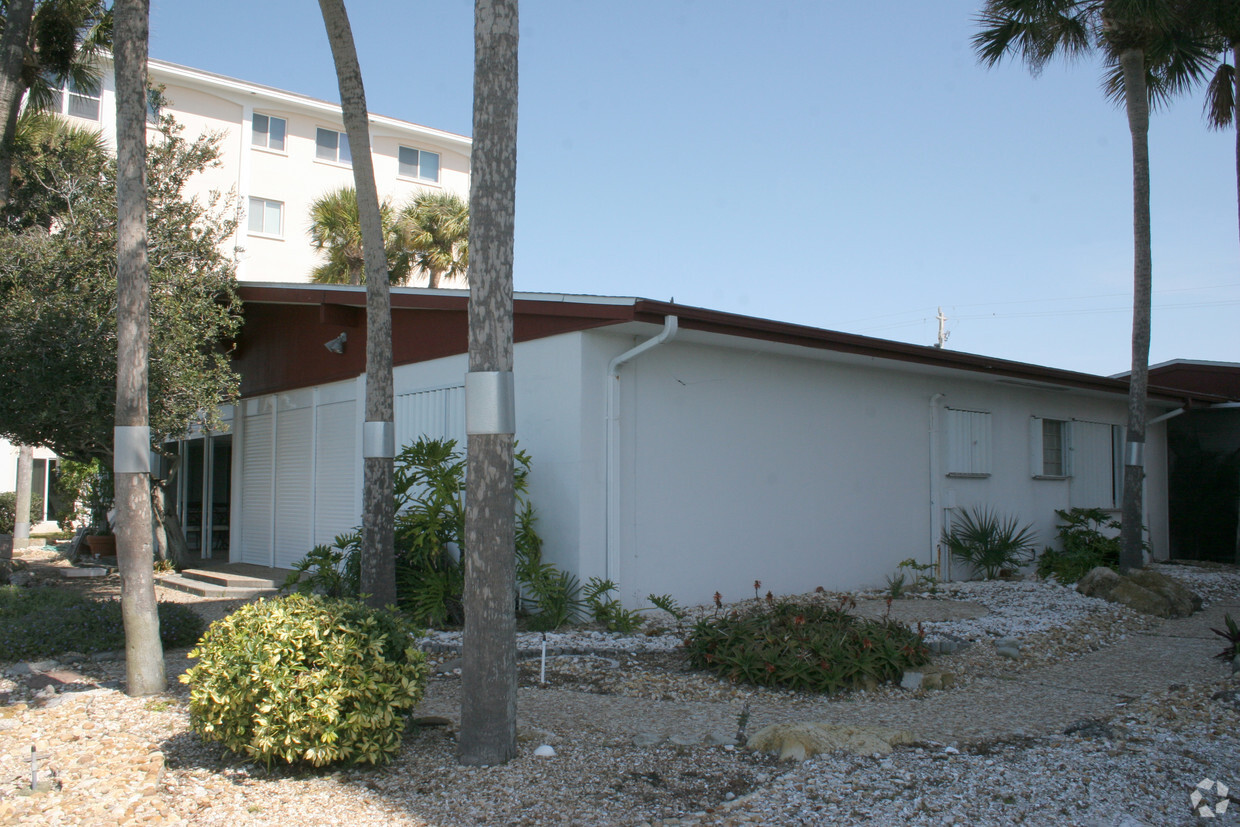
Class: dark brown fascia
235,286,1223,408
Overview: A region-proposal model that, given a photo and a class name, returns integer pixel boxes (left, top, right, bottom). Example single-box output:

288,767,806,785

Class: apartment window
398,146,440,183
46,76,102,121
248,197,284,236
316,128,351,164
252,114,287,152
945,408,992,477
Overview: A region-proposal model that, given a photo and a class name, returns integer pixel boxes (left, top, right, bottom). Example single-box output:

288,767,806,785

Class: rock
409,716,453,729
632,732,663,748
705,731,737,747
1125,569,1201,617
1076,567,1122,600
1064,719,1113,739
667,733,701,747
996,644,1021,660
747,722,918,760
434,658,463,675
901,671,924,691
532,744,556,758
7,570,34,587
1076,566,1202,618
1107,579,1172,618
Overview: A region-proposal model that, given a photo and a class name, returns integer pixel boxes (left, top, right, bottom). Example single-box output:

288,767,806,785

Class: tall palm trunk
1233,45,1239,252
1118,47,1152,573
318,0,396,607
460,0,519,767
12,446,32,546
0,0,35,206
113,0,164,695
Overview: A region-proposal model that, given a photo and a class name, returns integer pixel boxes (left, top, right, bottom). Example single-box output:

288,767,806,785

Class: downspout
928,393,946,581
605,315,679,585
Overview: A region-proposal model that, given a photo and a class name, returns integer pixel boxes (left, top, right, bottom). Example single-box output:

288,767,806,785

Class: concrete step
178,568,283,590
154,571,279,599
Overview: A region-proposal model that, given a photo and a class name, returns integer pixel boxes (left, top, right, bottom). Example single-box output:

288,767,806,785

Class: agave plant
943,506,1037,580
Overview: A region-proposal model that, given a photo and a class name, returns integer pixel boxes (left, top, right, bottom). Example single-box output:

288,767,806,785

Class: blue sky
151,0,1238,376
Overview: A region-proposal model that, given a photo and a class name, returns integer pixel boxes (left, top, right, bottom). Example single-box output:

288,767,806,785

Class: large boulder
747,721,918,761
1076,566,1121,600
1076,566,1202,618
1125,568,1202,617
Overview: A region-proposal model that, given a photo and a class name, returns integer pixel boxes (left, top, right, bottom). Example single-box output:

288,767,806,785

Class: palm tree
112,0,164,695
974,0,1214,572
1195,0,1240,249
396,190,469,288
0,0,111,203
307,186,404,285
318,0,396,608
460,0,519,767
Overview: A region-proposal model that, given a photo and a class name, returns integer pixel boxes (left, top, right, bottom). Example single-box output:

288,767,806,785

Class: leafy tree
318,0,397,608
974,0,1214,572
396,190,469,288
307,185,407,285
461,0,519,767
0,116,241,463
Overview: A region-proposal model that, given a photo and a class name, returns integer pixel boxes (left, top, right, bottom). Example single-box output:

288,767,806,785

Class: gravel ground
0,549,1237,826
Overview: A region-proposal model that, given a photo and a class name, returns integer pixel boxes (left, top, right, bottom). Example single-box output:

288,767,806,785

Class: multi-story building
43,57,473,283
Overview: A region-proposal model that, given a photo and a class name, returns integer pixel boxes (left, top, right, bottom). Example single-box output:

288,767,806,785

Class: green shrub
0,491,44,534
943,506,1037,579
181,594,427,767
1036,507,1122,583
0,586,204,660
685,598,930,693
1212,613,1240,661
287,438,580,630
584,577,644,633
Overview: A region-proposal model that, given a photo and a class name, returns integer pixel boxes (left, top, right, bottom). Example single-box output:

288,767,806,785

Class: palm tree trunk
12,446,32,547
113,0,165,695
1118,47,1151,573
0,0,35,206
460,0,519,767
318,0,396,607
428,266,441,289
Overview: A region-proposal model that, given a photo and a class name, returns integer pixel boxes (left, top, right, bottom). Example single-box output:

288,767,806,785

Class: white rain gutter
605,316,679,584
928,393,946,581
1149,401,1240,427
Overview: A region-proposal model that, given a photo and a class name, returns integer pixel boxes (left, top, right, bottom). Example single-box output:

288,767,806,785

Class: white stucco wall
587,329,1169,608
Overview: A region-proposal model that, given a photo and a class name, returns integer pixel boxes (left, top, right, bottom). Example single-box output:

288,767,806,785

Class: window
46,76,101,120
398,146,440,183
1039,418,1068,476
945,408,991,476
248,197,283,236
252,113,287,152
315,128,351,164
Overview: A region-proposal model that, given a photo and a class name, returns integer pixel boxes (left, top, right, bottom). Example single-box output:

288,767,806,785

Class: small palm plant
943,506,1037,580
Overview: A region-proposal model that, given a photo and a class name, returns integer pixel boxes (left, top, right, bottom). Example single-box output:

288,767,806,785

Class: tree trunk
318,0,395,607
1233,46,1239,256
460,0,519,767
428,266,441,289
151,482,189,568
1119,47,1151,574
0,0,35,206
113,0,165,696
13,446,33,548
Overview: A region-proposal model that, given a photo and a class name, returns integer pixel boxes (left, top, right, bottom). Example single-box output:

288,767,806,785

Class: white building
44,57,472,284
198,283,1227,606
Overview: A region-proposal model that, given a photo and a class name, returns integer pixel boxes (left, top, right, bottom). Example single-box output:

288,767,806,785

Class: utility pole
935,307,950,349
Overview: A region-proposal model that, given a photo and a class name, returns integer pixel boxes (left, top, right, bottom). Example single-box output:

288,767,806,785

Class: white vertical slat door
394,385,466,453
239,397,274,566
273,390,314,568
314,395,358,546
